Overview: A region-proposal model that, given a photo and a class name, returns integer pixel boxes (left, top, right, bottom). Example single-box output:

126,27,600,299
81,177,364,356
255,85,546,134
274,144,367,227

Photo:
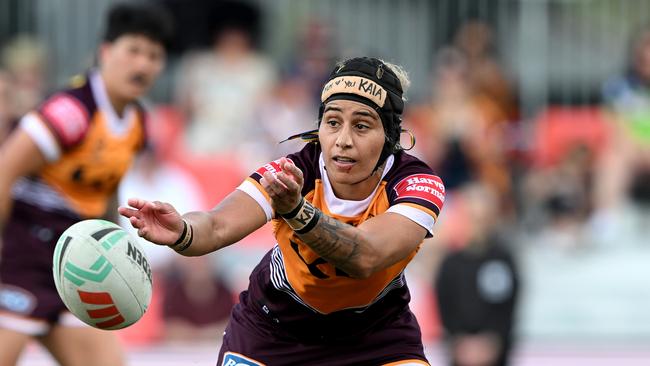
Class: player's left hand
260,157,304,215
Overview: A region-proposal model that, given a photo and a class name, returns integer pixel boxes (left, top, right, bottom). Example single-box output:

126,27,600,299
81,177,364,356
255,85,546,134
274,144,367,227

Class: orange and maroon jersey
238,143,445,326
14,71,146,218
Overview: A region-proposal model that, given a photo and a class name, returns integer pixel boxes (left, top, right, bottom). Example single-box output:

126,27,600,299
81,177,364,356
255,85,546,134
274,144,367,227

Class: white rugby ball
53,219,153,330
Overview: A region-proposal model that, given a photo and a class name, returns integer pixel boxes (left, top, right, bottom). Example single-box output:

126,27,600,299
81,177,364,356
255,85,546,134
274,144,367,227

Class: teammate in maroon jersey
0,3,171,365
120,57,445,365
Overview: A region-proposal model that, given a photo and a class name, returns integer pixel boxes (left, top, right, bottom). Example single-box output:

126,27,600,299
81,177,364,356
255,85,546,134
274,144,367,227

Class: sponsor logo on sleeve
40,94,89,146
253,158,294,179
393,174,445,210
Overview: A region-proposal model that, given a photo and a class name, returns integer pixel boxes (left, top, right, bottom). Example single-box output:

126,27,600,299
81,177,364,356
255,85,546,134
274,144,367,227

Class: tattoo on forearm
297,212,361,271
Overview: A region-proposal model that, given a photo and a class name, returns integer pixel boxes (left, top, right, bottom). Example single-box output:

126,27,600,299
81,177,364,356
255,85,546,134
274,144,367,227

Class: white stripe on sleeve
19,113,61,162
386,203,436,235
236,179,273,222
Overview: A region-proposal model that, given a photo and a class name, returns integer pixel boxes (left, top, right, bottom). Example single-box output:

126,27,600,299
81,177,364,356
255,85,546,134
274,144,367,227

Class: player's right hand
261,157,304,215
118,198,184,246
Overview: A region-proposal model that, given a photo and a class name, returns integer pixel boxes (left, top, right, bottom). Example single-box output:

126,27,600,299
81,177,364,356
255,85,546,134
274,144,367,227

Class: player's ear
97,42,113,65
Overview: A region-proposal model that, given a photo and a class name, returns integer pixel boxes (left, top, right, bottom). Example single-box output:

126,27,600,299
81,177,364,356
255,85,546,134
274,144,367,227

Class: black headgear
281,57,411,171
317,57,405,170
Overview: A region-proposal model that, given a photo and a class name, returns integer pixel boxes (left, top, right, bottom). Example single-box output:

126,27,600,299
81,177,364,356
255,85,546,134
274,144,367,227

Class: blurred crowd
1,1,649,363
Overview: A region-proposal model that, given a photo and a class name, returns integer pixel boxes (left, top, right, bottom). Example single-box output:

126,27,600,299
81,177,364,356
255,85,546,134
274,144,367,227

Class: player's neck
330,167,383,201
98,71,129,117
106,91,129,117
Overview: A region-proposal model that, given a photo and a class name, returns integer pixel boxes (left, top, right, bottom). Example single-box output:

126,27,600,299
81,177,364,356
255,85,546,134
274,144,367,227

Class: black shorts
216,292,429,366
0,201,80,333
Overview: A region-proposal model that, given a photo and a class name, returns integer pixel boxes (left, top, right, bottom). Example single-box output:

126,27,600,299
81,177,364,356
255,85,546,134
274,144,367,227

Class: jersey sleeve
35,92,91,150
18,112,62,162
237,159,283,222
386,171,445,237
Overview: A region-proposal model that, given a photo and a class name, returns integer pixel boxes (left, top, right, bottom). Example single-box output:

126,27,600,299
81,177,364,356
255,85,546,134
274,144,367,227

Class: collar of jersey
89,70,136,136
318,153,395,217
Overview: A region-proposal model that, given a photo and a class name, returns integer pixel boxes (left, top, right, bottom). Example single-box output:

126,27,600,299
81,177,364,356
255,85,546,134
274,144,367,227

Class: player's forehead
323,100,380,119
109,33,165,50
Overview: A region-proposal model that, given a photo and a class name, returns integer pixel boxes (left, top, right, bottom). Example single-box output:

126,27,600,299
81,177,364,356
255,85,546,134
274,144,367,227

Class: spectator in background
421,47,512,210
1,36,47,117
420,48,478,189
521,145,594,249
0,70,15,141
289,18,339,103
597,25,650,216
255,70,318,159
162,256,235,343
175,0,276,168
435,184,519,366
453,19,517,124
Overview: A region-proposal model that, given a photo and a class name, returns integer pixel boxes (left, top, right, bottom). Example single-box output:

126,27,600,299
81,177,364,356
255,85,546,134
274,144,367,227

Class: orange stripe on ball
87,305,120,319
78,290,114,305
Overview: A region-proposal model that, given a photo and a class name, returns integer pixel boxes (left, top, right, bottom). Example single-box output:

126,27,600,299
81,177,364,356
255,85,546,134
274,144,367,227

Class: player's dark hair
103,2,174,50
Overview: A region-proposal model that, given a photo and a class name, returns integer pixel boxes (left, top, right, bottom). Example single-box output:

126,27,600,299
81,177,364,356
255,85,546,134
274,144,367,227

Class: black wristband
279,197,305,219
172,220,188,246
174,223,194,252
294,209,321,235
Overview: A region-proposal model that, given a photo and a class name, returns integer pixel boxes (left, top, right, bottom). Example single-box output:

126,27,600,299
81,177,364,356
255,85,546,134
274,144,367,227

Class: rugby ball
53,219,153,330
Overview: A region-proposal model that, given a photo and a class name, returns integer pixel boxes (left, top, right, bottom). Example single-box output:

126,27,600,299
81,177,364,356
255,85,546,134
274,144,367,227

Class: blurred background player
119,57,446,365
0,2,172,365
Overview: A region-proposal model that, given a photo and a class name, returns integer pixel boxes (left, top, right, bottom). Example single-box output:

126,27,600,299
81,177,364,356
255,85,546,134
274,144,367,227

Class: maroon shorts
216,292,429,366
0,202,78,327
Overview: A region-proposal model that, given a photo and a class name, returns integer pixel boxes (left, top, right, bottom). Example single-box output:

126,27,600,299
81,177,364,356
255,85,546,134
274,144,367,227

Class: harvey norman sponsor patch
393,174,445,212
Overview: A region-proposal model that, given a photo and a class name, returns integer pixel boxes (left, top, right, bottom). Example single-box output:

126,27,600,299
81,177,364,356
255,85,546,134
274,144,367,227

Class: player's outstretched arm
262,158,429,279
118,190,267,256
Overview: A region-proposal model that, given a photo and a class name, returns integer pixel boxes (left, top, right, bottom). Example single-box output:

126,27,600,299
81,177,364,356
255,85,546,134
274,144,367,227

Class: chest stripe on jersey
270,246,319,313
